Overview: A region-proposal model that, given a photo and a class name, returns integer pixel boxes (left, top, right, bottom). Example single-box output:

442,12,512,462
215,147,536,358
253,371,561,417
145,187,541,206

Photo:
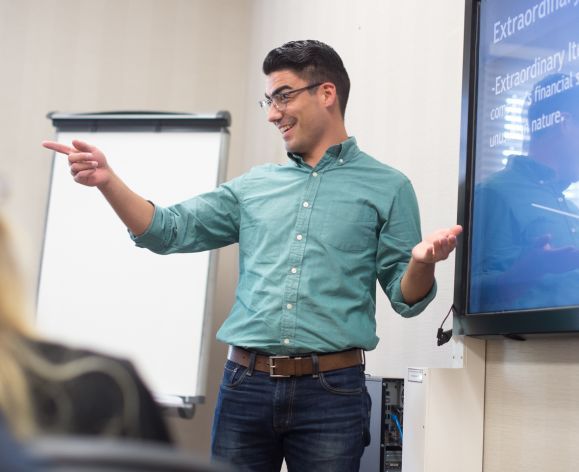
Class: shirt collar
287,136,358,167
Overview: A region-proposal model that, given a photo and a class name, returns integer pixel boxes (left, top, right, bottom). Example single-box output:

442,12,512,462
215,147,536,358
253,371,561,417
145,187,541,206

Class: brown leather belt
228,346,364,378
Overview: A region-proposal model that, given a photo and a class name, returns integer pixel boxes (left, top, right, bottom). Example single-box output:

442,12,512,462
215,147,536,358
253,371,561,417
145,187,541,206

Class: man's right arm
42,139,154,236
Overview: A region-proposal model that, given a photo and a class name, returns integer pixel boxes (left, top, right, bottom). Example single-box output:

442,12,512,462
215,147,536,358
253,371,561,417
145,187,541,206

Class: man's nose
267,104,283,123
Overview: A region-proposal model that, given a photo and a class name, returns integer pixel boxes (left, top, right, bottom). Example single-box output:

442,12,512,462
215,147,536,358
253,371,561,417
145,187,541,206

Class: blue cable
391,413,403,441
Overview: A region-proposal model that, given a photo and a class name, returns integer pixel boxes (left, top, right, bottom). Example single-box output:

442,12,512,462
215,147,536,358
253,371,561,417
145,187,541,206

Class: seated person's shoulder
24,339,171,443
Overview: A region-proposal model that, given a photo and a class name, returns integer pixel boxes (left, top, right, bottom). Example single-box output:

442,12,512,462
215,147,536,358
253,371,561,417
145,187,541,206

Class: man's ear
319,83,338,109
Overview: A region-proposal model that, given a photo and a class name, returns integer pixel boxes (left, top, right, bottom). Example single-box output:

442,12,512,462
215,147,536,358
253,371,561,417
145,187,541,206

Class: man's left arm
400,225,463,304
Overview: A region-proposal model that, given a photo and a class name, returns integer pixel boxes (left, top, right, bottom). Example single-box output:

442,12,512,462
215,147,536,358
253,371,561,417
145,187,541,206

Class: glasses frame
258,82,324,112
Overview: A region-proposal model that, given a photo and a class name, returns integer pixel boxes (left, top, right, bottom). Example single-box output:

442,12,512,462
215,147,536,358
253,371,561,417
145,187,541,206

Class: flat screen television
453,0,579,336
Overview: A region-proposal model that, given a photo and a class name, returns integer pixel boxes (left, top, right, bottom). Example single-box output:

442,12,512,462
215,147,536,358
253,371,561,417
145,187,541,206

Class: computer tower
360,376,404,472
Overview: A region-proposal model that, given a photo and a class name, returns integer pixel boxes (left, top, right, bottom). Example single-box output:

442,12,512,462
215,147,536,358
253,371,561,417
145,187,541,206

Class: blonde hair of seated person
0,214,37,438
0,213,140,439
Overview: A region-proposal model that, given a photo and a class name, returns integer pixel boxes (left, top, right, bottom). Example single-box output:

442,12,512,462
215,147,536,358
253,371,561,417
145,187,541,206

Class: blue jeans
211,358,371,472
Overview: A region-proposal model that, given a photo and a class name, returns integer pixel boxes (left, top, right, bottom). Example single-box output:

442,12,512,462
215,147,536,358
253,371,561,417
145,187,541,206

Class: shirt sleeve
131,175,244,254
376,178,437,317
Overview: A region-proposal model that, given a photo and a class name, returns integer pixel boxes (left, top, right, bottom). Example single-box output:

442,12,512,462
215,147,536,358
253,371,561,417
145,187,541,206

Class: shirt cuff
390,279,438,318
129,202,163,248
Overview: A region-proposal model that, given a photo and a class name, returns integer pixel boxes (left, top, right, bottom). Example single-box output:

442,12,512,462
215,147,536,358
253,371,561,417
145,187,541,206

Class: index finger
42,140,75,155
449,224,463,237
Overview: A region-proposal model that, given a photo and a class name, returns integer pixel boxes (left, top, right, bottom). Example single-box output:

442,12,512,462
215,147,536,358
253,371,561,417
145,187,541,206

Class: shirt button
539,180,544,184
296,234,303,241
312,172,318,177
572,228,577,233
287,303,293,310
558,197,564,202
291,267,297,274
283,338,290,345
303,201,310,208
339,158,344,164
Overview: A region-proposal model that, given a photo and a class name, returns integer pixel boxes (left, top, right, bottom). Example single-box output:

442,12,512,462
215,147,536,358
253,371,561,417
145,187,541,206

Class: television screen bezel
452,0,579,337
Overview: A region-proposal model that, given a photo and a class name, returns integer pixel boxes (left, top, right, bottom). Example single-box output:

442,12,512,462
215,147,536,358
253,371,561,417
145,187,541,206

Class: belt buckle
269,355,290,377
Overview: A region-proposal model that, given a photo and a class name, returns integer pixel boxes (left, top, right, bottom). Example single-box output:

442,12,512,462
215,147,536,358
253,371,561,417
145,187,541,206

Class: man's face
264,69,327,156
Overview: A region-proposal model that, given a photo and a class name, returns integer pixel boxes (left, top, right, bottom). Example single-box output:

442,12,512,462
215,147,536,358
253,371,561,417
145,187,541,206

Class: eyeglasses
258,83,323,112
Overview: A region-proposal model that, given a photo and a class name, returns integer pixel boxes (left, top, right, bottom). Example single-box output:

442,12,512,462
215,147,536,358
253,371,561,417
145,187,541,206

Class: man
470,73,579,313
43,40,461,472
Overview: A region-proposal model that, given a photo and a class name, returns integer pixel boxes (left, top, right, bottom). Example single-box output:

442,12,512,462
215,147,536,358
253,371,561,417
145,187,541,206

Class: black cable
436,305,454,346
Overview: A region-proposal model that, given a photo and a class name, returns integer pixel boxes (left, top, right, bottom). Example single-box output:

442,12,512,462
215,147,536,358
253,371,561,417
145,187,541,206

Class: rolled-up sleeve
376,179,437,317
131,175,244,255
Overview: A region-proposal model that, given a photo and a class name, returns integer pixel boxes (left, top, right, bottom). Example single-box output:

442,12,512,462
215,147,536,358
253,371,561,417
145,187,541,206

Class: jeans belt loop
247,351,256,376
311,352,320,378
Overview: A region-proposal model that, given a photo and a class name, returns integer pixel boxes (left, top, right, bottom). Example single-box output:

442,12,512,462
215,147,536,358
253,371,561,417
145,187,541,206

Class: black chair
27,436,235,472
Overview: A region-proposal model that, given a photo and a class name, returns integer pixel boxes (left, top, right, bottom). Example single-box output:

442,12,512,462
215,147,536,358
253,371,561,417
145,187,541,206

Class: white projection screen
37,112,230,414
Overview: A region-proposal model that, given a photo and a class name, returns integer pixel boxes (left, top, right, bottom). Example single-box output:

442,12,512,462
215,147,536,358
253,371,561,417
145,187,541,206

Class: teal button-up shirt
133,137,435,354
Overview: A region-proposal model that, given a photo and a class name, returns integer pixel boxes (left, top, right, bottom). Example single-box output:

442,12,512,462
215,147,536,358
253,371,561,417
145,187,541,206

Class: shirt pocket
321,202,377,252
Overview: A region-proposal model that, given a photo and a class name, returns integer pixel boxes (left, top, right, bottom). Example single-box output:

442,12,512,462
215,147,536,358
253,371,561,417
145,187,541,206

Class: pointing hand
42,140,111,187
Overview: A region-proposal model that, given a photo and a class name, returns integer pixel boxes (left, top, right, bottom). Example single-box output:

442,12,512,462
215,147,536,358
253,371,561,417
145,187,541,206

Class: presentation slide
469,0,579,313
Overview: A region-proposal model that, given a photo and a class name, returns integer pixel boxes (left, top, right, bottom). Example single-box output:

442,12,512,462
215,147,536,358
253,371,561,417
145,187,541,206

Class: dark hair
527,73,579,137
262,40,350,117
